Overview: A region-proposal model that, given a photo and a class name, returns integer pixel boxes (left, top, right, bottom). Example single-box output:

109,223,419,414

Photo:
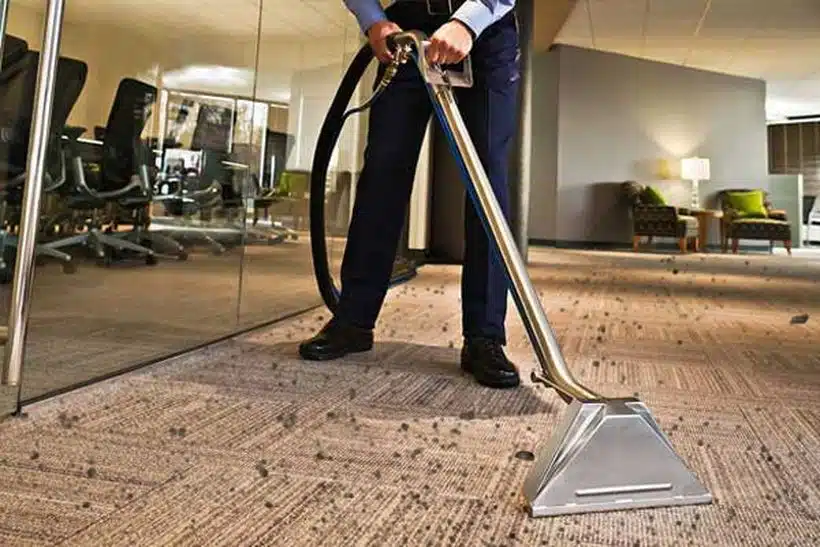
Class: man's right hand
367,20,403,64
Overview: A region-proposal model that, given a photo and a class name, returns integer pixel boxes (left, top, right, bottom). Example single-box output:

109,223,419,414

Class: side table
690,209,723,252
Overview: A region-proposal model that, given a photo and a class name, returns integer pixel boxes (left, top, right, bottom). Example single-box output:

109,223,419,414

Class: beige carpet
0,248,818,546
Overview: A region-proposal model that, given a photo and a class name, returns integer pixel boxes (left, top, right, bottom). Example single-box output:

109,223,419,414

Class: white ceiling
555,0,820,121
14,0,818,119
10,0,364,102
13,0,356,40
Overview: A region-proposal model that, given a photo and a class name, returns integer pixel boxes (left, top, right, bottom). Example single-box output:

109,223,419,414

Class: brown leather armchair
717,188,792,254
622,181,699,252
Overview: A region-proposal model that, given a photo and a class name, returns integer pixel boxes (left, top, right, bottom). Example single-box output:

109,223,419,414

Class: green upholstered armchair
277,170,310,198
717,189,792,255
622,181,699,253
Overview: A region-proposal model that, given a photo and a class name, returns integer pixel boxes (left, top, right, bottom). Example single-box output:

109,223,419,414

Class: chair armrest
154,180,221,203
70,155,143,199
0,146,67,193
185,179,223,201
722,207,741,222
43,146,69,193
768,209,788,221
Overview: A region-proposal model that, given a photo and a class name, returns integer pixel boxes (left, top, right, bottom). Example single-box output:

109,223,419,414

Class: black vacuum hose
309,43,375,313
309,28,418,313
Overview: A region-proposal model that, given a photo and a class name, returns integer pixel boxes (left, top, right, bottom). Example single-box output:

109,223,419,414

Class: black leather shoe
461,337,521,389
299,320,373,361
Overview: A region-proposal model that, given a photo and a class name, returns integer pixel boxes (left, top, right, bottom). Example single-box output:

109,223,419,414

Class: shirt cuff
355,7,388,35
451,1,495,38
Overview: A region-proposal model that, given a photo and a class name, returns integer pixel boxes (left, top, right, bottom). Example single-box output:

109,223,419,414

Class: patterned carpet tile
0,249,818,546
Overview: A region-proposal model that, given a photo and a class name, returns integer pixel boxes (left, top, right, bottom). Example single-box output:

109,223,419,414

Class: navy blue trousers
335,4,520,344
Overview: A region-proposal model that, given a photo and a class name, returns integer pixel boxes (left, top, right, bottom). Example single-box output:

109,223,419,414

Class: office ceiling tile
556,3,594,47
695,0,760,39
644,0,704,37
645,0,708,19
587,0,647,38
554,0,820,118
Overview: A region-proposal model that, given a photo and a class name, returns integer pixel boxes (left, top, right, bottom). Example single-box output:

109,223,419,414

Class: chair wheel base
96,253,113,267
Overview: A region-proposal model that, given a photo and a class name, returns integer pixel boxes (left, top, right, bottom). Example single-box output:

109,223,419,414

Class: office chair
2,35,28,68
216,152,289,246
150,103,249,253
151,146,234,255
0,51,88,281
59,77,187,264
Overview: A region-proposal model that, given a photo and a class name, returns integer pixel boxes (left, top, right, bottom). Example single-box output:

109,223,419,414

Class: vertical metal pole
0,0,9,64
509,0,533,259
2,0,66,386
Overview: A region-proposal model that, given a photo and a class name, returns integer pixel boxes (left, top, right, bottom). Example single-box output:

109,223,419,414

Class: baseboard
528,239,624,250
527,238,780,254
410,240,784,262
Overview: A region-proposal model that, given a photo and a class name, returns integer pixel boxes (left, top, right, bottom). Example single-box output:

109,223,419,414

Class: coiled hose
309,33,413,313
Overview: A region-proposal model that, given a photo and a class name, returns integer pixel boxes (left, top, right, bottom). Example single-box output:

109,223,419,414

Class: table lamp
681,156,710,209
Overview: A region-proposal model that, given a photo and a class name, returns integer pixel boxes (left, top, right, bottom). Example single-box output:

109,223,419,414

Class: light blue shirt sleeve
343,1,516,38
452,1,516,38
343,0,388,35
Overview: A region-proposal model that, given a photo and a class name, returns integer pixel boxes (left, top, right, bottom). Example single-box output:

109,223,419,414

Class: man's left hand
427,20,474,65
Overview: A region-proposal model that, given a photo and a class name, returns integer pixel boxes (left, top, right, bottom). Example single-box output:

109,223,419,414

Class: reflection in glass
7,0,264,402
0,0,368,407
237,15,366,326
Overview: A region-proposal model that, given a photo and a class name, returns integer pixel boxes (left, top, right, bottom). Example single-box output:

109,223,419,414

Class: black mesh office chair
0,51,88,281
60,77,186,264
2,35,28,68
150,102,244,253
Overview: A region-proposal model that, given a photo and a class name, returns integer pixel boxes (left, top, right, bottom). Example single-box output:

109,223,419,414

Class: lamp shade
681,157,710,181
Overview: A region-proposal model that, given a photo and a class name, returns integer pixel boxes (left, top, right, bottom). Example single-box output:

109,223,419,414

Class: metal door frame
1,0,67,398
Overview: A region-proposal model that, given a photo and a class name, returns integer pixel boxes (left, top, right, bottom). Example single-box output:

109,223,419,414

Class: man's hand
367,20,403,64
427,20,474,65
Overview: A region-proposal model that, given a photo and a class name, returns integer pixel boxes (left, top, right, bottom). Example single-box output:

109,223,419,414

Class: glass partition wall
237,3,366,327
0,0,364,413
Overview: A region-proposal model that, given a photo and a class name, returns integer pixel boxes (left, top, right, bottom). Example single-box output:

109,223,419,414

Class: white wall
528,44,769,246
527,46,560,241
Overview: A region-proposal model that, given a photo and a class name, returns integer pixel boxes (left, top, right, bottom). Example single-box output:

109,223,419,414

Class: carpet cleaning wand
387,30,712,518
312,29,713,518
